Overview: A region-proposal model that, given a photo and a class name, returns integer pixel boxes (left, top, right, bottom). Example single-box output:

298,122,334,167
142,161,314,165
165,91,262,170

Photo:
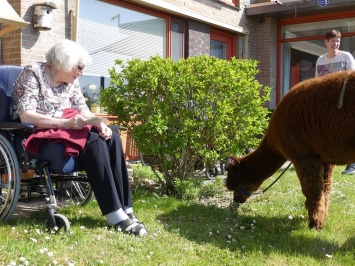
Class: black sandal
127,213,143,224
116,218,148,236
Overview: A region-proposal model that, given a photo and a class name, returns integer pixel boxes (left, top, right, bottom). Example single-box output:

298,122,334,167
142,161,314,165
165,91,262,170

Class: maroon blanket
23,108,92,156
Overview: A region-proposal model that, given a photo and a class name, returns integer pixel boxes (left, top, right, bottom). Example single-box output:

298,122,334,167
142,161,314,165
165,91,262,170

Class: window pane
210,40,226,59
282,18,355,39
79,1,166,76
171,19,184,61
78,0,166,101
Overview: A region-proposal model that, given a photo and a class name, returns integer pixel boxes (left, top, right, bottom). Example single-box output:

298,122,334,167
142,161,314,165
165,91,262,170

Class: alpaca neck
243,139,286,184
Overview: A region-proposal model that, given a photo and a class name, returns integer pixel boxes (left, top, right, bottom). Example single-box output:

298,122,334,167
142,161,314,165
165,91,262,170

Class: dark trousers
79,129,132,215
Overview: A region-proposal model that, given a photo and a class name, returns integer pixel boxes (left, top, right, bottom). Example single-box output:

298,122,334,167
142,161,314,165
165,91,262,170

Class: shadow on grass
157,202,344,260
6,206,106,230
340,235,355,252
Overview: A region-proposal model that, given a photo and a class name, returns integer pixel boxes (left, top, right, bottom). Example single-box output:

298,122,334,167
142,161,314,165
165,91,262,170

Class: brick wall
1,0,22,65
186,20,210,57
253,17,277,109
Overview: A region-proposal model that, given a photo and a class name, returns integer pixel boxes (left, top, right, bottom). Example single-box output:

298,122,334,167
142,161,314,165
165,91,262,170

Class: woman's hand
79,109,112,139
94,122,112,140
65,114,87,129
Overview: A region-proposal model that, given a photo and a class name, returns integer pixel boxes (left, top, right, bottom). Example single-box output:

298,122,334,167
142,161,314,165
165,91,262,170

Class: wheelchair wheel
0,133,21,222
55,175,93,207
45,213,70,233
205,166,218,180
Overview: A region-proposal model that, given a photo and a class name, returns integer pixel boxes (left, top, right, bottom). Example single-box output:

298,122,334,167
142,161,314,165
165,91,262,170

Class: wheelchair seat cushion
28,141,82,174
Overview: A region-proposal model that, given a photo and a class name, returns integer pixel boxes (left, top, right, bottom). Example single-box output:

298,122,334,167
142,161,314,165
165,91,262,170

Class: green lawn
1,165,354,265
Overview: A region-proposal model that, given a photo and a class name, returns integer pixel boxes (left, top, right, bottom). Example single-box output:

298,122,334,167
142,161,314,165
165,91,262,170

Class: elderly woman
11,39,147,236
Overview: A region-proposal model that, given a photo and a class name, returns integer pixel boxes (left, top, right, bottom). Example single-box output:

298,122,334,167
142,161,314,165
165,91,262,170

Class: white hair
45,39,92,71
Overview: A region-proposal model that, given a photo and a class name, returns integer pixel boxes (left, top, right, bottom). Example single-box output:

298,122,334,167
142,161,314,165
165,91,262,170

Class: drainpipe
242,33,249,59
70,0,79,42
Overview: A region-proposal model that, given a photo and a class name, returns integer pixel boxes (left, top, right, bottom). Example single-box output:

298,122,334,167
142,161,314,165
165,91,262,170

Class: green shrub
131,163,226,200
172,176,227,201
131,163,162,183
173,176,204,200
130,163,164,194
199,177,226,198
101,55,271,193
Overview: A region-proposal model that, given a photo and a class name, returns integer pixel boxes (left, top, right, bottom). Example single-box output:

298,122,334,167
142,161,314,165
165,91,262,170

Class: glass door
278,14,355,100
210,29,236,59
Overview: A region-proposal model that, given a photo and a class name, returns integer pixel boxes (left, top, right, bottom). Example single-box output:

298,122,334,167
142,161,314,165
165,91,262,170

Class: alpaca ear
225,156,241,190
225,156,240,171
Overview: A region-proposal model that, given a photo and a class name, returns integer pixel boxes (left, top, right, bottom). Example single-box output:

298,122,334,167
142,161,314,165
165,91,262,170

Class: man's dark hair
325,30,341,41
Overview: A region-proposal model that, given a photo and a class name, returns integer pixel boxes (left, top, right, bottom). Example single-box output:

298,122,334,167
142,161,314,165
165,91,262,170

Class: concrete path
10,198,46,220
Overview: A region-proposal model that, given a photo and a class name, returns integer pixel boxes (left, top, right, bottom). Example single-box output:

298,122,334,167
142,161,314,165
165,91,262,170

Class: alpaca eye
225,156,236,170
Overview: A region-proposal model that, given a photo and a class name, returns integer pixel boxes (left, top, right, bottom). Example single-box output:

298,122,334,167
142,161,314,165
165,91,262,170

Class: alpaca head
225,156,254,203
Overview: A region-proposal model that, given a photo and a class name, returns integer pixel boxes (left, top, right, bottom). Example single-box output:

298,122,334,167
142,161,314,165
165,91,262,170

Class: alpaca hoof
308,220,322,230
230,201,241,209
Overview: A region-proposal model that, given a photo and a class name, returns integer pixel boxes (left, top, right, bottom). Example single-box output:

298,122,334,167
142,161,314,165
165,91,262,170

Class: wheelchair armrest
0,122,35,131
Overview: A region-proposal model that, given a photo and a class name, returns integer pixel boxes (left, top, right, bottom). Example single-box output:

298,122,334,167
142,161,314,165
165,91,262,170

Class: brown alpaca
226,70,355,230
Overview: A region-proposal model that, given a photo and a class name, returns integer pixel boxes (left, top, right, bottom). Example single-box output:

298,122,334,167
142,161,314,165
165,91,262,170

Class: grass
1,165,355,265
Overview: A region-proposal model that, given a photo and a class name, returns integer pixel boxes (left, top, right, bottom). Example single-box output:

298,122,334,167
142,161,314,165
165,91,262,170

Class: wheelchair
0,65,93,232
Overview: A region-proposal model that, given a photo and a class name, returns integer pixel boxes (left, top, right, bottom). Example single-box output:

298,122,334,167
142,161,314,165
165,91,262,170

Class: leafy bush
173,176,204,200
130,163,164,193
199,177,226,198
101,55,271,193
131,163,162,183
173,176,227,200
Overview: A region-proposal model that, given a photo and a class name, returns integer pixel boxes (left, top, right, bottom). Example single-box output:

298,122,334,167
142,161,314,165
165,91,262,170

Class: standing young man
315,29,355,174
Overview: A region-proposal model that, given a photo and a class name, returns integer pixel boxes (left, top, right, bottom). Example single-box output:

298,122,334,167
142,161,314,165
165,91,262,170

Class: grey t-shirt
315,50,355,77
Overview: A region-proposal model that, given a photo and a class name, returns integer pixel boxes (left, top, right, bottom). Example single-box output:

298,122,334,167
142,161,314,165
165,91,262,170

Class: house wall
3,0,256,62
1,0,23,65
253,16,277,109
186,20,211,56
2,0,276,108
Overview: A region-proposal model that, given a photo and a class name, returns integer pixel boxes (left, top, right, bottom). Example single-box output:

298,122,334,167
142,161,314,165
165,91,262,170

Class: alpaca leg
322,163,334,218
294,160,326,230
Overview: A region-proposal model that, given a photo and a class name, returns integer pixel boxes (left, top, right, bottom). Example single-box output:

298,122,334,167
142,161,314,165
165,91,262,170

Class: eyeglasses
76,65,85,71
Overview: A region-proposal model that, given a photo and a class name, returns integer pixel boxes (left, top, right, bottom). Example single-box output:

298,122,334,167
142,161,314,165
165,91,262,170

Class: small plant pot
90,106,101,113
